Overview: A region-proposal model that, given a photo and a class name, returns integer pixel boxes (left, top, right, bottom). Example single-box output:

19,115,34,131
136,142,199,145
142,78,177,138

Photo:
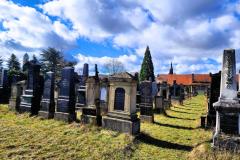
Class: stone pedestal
54,112,76,123
102,72,140,135
81,106,102,125
102,115,140,135
140,104,154,123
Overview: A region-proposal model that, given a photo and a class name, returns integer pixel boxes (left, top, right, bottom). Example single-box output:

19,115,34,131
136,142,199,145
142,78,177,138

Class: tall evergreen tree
139,46,155,82
8,54,21,71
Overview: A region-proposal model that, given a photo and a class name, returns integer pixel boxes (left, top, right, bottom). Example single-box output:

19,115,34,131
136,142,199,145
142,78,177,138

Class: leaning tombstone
139,81,154,123
102,72,140,135
54,67,76,122
19,62,41,115
39,72,55,119
213,49,240,151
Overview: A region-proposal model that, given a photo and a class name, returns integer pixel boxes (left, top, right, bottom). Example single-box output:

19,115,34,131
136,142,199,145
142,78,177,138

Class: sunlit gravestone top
214,49,240,111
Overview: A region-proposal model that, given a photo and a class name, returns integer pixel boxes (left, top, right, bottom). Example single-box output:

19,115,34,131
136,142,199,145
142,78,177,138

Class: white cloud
1,0,240,74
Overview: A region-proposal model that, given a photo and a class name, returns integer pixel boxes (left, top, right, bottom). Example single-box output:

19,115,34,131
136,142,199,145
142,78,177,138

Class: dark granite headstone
19,62,42,115
207,72,221,127
139,81,154,123
83,63,89,77
55,67,76,122
39,72,55,119
114,88,125,111
0,69,10,103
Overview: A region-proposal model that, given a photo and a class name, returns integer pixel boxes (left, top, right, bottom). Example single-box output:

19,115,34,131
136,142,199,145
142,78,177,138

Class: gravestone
76,63,88,109
19,62,42,115
100,78,109,115
139,81,154,123
39,72,55,119
102,72,140,135
213,49,240,150
8,76,22,111
0,69,10,103
155,96,164,113
81,76,101,125
207,72,221,127
55,67,76,122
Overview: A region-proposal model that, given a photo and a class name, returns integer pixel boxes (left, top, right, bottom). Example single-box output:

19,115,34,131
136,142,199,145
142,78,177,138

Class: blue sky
0,0,240,74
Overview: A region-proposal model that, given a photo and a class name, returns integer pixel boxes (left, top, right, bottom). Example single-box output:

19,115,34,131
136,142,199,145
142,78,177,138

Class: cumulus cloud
1,0,240,74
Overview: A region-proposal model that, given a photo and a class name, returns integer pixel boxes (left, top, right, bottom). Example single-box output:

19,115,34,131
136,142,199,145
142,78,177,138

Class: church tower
169,62,173,74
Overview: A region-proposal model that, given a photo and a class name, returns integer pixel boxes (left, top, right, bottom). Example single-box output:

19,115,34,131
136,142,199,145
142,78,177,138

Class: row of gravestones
6,64,160,134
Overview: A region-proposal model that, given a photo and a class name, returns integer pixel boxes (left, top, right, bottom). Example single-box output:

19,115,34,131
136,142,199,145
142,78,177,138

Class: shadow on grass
164,114,197,120
154,121,200,130
173,106,204,112
169,109,199,115
135,133,193,151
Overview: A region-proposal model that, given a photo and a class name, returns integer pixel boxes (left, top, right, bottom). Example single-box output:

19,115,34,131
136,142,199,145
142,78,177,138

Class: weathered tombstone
8,76,22,111
102,72,140,135
39,72,55,119
100,78,109,115
207,72,221,127
19,62,42,115
81,76,101,125
139,81,154,123
155,96,164,113
152,82,158,97
55,67,76,122
213,49,240,150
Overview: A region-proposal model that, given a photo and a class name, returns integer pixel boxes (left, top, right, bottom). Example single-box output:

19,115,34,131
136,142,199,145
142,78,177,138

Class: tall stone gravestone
39,72,55,119
207,72,221,127
139,81,154,123
76,63,88,108
19,63,41,115
102,72,140,135
8,76,22,111
0,69,9,103
213,49,240,150
100,78,109,115
55,67,76,122
81,76,101,125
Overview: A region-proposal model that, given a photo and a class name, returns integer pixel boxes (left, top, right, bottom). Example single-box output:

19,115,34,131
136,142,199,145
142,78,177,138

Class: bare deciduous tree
104,59,125,75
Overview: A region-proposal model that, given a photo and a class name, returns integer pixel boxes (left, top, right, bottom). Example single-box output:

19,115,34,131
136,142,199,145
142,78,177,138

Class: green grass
0,95,238,159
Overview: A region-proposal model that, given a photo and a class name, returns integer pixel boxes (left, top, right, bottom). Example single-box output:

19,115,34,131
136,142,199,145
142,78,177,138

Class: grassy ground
0,95,238,159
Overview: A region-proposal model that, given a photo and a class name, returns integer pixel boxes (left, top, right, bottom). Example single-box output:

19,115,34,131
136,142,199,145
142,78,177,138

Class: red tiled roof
157,74,211,85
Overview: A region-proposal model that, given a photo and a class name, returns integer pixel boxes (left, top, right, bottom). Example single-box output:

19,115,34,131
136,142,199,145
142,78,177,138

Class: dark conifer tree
139,46,155,82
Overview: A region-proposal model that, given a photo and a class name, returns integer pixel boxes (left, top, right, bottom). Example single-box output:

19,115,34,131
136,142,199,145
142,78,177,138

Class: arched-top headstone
114,88,125,111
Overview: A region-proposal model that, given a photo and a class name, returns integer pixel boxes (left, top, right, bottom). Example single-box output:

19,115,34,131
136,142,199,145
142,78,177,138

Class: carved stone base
102,116,140,135
81,114,102,126
38,111,54,119
8,98,20,112
140,115,154,123
54,112,76,123
213,134,240,153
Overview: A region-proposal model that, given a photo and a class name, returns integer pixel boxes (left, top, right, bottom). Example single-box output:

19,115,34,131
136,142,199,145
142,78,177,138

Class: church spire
169,62,173,74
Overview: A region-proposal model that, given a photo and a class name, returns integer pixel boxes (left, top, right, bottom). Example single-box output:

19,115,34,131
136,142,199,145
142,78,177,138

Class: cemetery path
0,95,212,160
131,95,212,160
